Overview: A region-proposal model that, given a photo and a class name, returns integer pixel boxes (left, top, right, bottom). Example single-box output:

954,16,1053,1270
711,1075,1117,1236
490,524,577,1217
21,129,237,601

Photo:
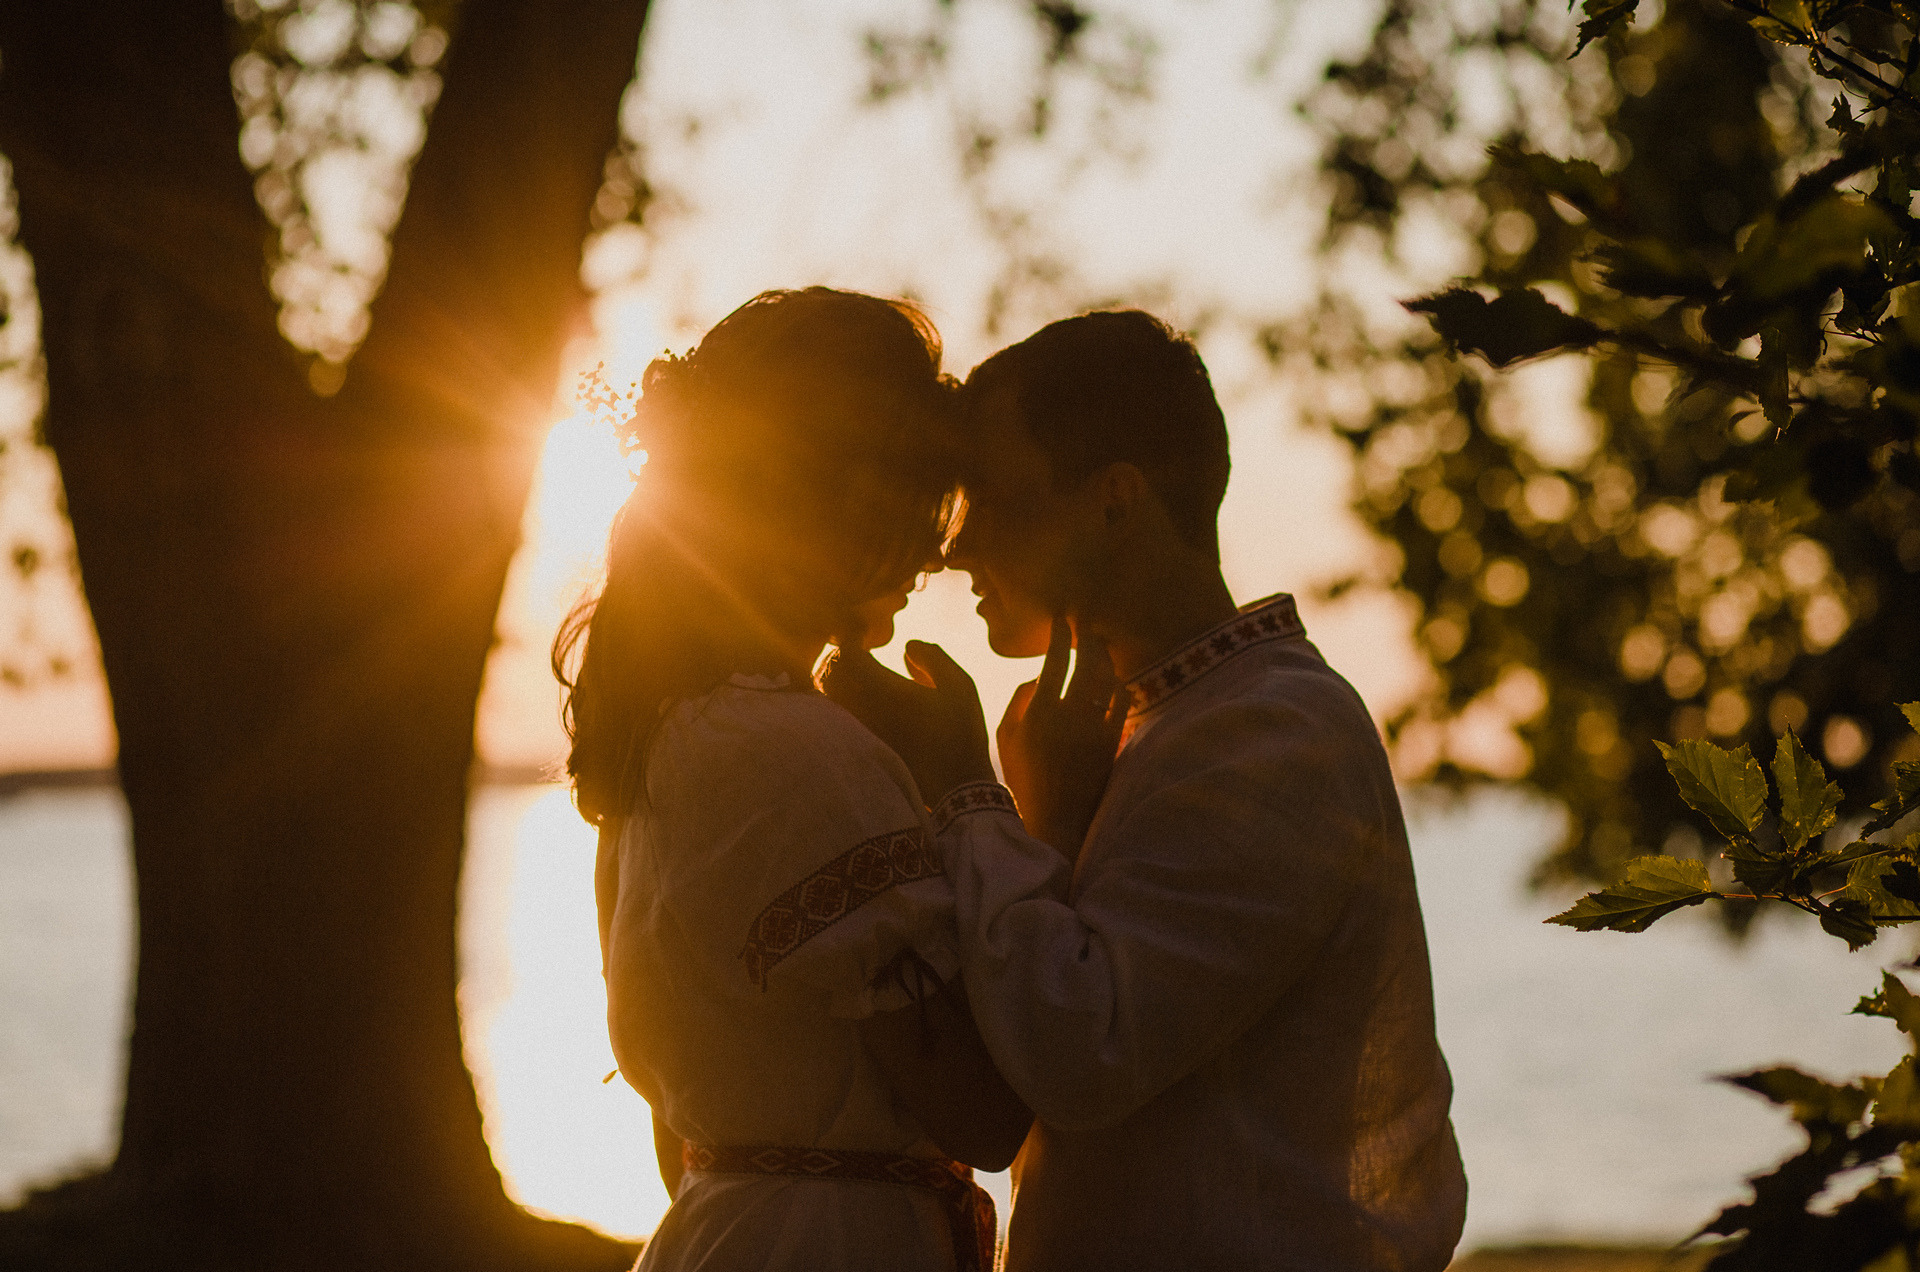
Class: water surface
0,783,1903,1248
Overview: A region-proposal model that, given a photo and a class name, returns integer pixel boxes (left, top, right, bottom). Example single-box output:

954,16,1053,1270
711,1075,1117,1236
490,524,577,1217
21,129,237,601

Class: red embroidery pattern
683,1142,996,1272
1124,593,1304,716
739,827,940,988
931,780,1019,831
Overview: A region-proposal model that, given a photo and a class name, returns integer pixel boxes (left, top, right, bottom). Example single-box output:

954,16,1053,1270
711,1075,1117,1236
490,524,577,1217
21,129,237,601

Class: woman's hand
997,619,1126,860
822,643,995,804
857,977,1033,1172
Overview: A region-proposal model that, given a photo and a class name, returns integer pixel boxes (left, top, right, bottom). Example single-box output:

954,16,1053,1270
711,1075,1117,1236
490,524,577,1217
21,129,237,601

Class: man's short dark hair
963,310,1230,559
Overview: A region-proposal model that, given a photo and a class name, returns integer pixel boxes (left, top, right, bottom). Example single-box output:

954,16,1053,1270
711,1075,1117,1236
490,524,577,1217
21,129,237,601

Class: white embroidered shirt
606,675,967,1272
935,594,1468,1272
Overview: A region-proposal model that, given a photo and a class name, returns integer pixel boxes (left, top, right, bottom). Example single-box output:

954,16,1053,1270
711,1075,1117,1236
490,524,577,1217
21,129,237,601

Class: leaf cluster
1548,701,1920,946
1291,0,1920,893
1549,704,1920,1269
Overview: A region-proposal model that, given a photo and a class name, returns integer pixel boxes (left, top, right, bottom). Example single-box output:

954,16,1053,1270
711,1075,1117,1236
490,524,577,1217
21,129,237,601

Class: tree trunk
0,2,649,1267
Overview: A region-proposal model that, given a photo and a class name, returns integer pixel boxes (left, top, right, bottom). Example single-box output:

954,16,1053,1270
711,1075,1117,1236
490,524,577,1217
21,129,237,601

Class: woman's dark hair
554,287,958,827
961,309,1229,560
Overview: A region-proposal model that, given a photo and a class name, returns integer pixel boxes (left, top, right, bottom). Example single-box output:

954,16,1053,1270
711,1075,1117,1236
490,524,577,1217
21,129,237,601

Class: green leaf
1875,1056,1920,1127
1819,895,1878,949
1592,238,1718,300
1885,860,1920,904
1743,0,1814,43
1829,95,1859,136
1825,839,1895,870
1724,1065,1871,1125
1773,729,1842,851
1856,988,1893,1019
1656,739,1769,843
1571,0,1639,55
1841,855,1920,923
1728,837,1797,895
1756,325,1794,432
1405,288,1602,369
1866,763,1920,836
1734,195,1895,302
1725,836,1800,896
1491,146,1618,218
1546,855,1717,932
1903,703,1920,736
1869,973,1920,1036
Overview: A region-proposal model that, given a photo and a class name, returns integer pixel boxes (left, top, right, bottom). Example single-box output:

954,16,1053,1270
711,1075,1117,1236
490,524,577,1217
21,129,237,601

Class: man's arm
939,695,1379,1131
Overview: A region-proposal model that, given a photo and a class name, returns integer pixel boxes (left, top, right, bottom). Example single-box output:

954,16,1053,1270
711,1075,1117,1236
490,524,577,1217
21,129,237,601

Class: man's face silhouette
947,384,1093,658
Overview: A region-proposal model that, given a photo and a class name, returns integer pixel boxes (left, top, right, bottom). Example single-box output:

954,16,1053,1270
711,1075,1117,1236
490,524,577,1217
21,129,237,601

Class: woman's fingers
904,640,978,701
1034,616,1073,704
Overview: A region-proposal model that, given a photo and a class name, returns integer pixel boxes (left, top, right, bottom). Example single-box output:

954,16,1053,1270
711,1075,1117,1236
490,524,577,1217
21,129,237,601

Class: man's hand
998,619,1126,860
822,643,995,805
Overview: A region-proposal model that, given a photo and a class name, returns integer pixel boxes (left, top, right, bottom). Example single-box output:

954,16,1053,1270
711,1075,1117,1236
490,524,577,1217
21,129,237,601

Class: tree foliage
1549,706,1920,1268
1295,0,1920,893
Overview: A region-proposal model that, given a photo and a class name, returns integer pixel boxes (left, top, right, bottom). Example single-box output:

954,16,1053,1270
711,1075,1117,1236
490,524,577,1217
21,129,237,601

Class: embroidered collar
1122,593,1303,717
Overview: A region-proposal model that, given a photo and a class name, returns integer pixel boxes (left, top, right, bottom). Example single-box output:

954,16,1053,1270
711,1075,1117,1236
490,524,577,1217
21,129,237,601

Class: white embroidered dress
934,595,1468,1272
606,674,968,1272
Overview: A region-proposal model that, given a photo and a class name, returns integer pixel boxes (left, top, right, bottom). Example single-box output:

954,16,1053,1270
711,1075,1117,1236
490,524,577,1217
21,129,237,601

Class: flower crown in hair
575,350,697,470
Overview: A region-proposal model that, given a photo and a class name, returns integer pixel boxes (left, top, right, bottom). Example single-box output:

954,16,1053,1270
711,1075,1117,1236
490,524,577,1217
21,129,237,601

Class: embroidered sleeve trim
930,781,1020,832
739,826,941,989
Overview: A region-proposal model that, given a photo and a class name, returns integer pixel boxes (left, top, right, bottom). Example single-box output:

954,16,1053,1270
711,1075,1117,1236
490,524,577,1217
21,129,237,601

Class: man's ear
1093,461,1153,530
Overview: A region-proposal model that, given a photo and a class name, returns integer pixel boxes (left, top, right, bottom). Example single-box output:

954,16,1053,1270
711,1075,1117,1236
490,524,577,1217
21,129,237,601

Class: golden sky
0,0,1574,775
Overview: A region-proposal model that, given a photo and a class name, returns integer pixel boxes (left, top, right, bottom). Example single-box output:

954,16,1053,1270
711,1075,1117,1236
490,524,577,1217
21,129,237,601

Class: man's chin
984,620,1052,660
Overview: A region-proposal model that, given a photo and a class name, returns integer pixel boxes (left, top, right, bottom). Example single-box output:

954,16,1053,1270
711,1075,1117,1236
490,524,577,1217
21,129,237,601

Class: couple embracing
555,288,1467,1272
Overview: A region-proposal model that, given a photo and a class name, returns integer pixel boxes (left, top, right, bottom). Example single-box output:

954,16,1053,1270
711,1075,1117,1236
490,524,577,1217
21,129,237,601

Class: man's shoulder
1145,642,1381,761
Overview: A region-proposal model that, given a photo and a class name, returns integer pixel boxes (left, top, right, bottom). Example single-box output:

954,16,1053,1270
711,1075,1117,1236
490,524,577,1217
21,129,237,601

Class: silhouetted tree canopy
1291,0,1920,894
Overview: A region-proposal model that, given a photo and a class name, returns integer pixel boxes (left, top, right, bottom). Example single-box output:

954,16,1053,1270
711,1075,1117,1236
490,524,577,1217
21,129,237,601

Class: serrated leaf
1774,729,1842,851
1757,326,1794,431
1657,739,1769,843
1592,238,1718,300
1866,763,1920,836
1901,703,1920,735
1546,854,1717,932
1829,95,1858,135
1885,861,1920,904
1725,836,1801,896
1842,856,1920,923
1572,0,1639,54
1820,895,1879,949
1743,0,1814,42
1826,840,1895,870
1878,1057,1920,1126
1734,195,1894,302
1856,988,1893,1018
1725,1065,1872,1125
1405,287,1601,369
1877,972,1920,1037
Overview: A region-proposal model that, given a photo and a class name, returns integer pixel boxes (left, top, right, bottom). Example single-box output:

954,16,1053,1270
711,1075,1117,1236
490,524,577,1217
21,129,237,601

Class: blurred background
3,0,1916,1265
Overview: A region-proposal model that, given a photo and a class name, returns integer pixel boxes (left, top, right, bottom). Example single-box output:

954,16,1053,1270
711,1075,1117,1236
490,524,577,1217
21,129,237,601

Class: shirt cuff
930,780,1020,832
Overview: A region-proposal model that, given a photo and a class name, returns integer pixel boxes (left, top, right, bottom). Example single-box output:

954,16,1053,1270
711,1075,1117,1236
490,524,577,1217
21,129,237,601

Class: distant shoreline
0,765,564,799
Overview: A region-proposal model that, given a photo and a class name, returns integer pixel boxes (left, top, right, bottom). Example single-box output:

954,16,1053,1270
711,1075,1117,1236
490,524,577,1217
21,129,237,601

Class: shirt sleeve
722,696,962,1021
936,692,1383,1132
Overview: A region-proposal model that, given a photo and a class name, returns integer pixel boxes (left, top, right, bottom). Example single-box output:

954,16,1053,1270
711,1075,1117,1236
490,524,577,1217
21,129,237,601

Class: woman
554,288,1030,1272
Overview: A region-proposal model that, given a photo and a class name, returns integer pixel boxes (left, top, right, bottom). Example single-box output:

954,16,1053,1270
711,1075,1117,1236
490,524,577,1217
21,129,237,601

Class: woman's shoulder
657,675,910,794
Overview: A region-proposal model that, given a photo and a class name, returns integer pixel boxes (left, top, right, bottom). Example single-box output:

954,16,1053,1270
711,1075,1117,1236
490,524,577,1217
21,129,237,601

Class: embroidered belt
682,1142,996,1272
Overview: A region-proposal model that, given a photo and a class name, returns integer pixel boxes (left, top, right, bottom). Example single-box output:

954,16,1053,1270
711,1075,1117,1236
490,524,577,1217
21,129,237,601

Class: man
833,310,1465,1271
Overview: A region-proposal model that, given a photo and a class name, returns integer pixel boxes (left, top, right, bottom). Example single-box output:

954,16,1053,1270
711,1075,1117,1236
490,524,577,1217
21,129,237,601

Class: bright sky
0,0,1448,773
